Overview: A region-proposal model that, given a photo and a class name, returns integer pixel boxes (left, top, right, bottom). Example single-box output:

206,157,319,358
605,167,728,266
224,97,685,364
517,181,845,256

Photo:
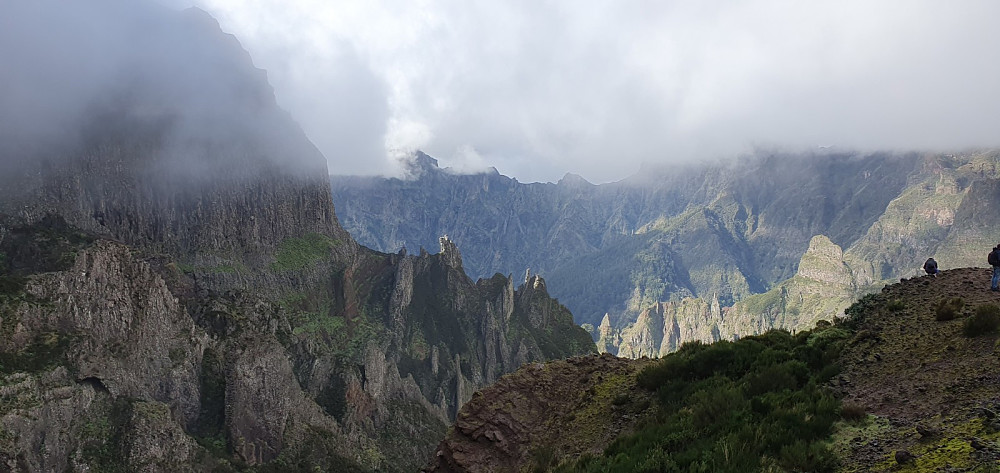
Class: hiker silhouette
923,257,940,277
989,245,1000,291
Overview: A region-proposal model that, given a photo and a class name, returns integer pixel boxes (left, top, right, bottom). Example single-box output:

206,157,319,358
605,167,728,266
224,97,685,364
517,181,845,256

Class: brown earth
423,354,654,473
835,267,1000,472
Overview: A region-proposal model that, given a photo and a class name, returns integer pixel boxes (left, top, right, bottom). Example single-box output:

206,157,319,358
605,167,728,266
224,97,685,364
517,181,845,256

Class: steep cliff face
0,4,594,472
0,220,363,472
0,222,592,471
843,154,975,287
0,6,353,300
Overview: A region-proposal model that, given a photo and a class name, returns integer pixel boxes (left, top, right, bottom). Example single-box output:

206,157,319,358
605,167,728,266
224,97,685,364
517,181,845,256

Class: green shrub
842,293,880,328
778,439,839,472
964,304,1000,337
971,463,1000,473
840,401,867,422
0,332,74,375
743,361,808,396
887,299,906,312
935,297,965,321
688,383,745,429
0,276,26,298
530,446,555,473
568,326,845,473
611,393,630,406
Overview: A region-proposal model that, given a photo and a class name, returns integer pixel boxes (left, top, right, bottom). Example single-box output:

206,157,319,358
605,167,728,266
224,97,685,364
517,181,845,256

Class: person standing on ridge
924,257,940,277
989,245,1000,291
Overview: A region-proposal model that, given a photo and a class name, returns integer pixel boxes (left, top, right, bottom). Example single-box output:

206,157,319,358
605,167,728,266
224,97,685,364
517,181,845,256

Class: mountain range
6,3,1000,472
331,148,1000,356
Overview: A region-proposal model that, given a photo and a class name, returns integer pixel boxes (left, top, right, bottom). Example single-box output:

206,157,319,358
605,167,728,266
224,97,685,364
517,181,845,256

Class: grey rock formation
0,4,595,472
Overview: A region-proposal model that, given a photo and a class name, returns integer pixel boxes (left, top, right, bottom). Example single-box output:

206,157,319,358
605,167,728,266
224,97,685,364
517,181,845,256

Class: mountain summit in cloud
0,4,594,471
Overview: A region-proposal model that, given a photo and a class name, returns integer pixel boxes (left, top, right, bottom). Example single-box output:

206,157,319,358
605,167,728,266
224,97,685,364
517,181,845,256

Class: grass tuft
964,304,1000,337
935,297,965,321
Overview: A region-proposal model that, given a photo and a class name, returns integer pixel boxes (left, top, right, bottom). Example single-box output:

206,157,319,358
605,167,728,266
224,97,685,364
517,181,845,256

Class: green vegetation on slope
0,216,95,373
270,233,339,271
77,399,130,473
562,271,1000,472
556,323,850,473
0,332,75,376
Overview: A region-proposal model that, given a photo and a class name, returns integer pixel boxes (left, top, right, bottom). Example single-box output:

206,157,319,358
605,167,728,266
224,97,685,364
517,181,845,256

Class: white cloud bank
172,0,1000,182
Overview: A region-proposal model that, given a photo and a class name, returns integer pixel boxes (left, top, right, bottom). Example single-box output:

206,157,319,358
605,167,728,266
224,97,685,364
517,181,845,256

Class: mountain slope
426,268,1000,472
329,151,917,326
834,268,1000,471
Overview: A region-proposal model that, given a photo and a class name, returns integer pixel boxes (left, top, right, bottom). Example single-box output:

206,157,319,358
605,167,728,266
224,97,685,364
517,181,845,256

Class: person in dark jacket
989,245,1000,291
924,257,940,277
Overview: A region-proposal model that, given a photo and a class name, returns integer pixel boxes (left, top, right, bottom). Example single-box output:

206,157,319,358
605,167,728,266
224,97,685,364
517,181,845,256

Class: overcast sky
166,0,1000,183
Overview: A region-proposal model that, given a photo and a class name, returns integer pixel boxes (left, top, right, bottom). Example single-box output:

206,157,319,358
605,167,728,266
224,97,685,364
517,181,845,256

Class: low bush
935,297,965,321
964,304,1000,337
841,294,879,329
840,401,867,422
560,326,849,473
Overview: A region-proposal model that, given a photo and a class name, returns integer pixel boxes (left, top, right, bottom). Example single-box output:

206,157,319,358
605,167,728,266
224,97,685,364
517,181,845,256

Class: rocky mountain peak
797,235,852,286
402,151,441,178
557,172,593,187
438,235,463,269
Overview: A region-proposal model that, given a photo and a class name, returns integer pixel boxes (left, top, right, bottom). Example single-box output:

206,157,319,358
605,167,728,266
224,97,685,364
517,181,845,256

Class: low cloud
13,1,1000,183
1,0,324,180
193,0,1000,183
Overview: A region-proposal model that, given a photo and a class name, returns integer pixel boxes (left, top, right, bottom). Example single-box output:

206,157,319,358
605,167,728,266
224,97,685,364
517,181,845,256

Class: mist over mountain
1,1,326,182
171,1,1000,183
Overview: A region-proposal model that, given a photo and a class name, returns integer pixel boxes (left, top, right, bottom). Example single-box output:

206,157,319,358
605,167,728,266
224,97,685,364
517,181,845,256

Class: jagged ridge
0,4,594,472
